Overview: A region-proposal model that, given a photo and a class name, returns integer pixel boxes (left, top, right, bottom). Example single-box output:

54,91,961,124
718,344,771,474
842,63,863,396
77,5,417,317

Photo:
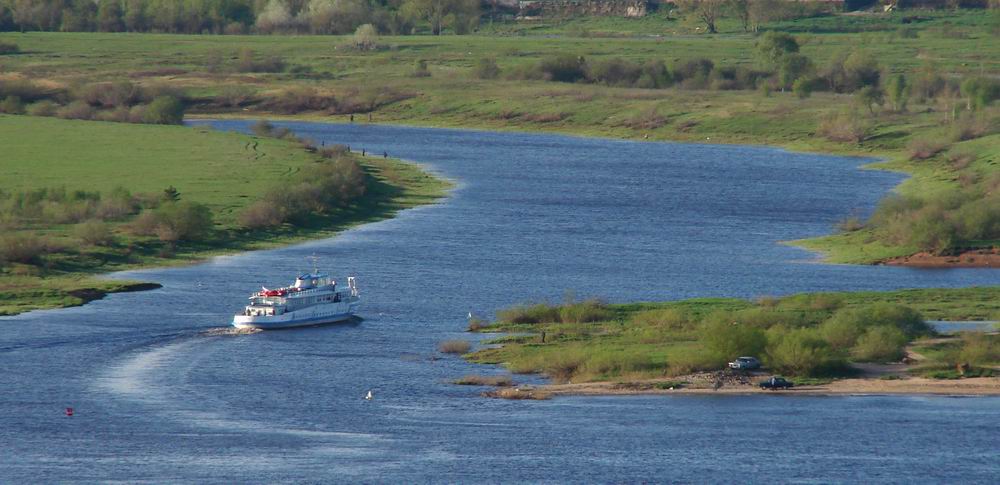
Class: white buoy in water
365,390,373,401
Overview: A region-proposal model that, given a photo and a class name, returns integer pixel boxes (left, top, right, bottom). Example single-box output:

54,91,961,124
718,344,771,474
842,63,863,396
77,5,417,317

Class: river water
2,122,997,483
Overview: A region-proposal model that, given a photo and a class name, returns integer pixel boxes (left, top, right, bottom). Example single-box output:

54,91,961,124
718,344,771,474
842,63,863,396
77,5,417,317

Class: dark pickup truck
758,377,794,390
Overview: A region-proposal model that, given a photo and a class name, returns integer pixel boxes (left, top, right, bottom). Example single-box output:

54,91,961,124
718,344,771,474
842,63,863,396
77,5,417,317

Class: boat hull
232,309,356,330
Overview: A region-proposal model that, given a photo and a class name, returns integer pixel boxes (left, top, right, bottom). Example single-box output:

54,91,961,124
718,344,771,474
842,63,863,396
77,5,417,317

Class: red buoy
65,407,74,417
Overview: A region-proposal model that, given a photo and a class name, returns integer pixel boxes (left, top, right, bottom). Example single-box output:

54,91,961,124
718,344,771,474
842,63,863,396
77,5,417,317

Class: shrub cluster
863,190,1000,254
239,156,367,229
496,299,611,325
0,186,143,227
698,302,929,376
129,201,214,243
0,79,187,126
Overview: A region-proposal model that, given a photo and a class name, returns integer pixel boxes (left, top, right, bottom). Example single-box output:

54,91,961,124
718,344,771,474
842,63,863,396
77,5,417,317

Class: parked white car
728,356,761,370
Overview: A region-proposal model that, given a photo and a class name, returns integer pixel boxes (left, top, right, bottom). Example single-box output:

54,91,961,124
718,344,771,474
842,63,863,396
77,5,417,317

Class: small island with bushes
454,289,1000,398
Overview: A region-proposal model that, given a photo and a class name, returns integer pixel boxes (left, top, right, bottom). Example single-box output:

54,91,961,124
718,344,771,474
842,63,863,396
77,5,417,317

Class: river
1,122,997,483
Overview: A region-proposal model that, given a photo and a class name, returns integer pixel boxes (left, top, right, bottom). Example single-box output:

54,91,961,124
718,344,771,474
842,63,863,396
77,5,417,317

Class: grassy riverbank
3,9,998,263
0,116,450,316
464,289,1000,388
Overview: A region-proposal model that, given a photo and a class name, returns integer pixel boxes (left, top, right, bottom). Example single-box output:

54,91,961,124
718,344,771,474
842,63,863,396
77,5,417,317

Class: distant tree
960,77,1000,111
255,0,295,33
677,0,727,34
731,0,750,32
700,318,767,362
843,50,881,90
885,74,910,112
402,0,479,35
755,31,799,70
855,86,885,114
97,0,125,32
793,77,814,99
777,53,813,91
746,0,782,33
305,0,370,34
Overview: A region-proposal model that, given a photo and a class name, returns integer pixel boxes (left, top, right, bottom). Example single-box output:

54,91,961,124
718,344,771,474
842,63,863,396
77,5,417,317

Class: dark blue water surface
2,122,998,483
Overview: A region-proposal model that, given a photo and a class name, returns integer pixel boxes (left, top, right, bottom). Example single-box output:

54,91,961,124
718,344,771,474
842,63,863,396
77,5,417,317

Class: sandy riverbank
537,376,1000,397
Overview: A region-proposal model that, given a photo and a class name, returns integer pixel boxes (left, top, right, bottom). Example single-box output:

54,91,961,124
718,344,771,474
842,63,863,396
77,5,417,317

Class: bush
0,233,49,264
587,58,642,87
497,303,561,324
236,48,286,73
56,101,95,120
907,137,948,161
853,326,907,362
0,96,25,114
143,96,185,125
539,54,587,83
821,315,864,351
438,339,472,354
755,31,800,70
700,317,767,363
817,112,871,143
957,333,999,367
825,303,929,339
352,24,378,50
131,201,213,243
765,327,843,377
27,100,58,117
74,220,114,246
793,77,814,99
239,200,285,229
412,59,431,78
473,57,500,80
559,299,612,324
0,40,19,55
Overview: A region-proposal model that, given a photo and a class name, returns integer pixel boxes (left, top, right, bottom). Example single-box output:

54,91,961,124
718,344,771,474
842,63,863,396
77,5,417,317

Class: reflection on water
1,122,998,482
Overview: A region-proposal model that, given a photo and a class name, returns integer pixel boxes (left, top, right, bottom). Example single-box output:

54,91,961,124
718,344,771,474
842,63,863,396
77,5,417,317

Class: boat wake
92,331,387,450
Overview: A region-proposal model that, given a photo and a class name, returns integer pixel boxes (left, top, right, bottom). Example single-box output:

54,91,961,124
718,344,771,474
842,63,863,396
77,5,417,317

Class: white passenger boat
232,271,359,329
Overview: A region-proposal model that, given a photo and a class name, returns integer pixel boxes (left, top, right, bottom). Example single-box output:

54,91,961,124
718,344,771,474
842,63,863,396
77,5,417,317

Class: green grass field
4,9,997,262
0,116,450,315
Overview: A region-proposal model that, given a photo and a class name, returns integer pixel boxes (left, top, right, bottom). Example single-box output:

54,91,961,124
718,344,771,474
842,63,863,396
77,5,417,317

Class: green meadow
0,116,450,315
4,9,998,262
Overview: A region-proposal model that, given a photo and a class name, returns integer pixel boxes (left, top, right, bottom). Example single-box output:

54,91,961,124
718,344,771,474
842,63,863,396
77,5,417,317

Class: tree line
0,0,479,35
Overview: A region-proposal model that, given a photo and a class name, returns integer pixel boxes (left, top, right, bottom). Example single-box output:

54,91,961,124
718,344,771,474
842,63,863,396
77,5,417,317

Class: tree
96,0,124,32
855,86,884,114
677,0,726,34
402,0,479,35
960,77,1000,111
746,0,782,33
731,0,750,32
885,74,910,112
755,31,799,70
793,77,813,99
777,53,813,91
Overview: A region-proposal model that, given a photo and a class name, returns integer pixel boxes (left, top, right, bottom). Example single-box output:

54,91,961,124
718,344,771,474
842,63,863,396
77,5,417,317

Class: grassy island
0,116,449,315
464,289,1000,396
